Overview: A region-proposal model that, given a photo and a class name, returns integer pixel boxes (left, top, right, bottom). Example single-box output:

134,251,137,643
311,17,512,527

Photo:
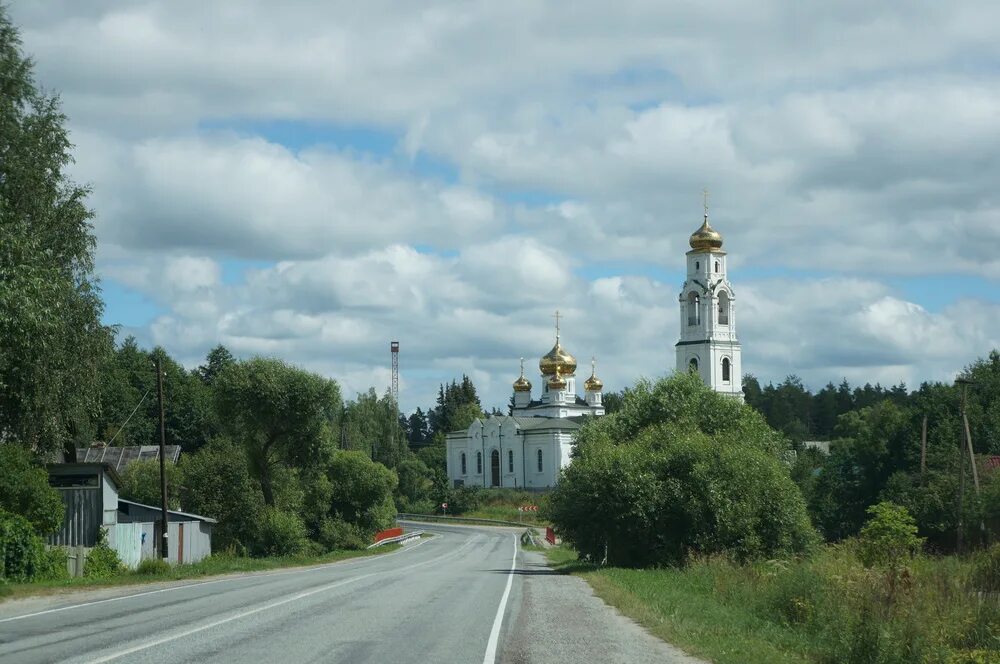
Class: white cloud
7,0,1000,412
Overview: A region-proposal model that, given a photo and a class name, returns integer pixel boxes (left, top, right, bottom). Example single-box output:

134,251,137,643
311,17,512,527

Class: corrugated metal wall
48,489,101,547
167,522,211,564
107,523,144,569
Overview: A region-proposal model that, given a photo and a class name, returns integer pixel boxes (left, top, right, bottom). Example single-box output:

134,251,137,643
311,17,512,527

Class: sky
8,1,1000,413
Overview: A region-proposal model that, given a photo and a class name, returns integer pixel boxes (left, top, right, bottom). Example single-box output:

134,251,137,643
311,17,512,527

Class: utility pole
955,376,976,553
920,415,927,482
156,357,169,562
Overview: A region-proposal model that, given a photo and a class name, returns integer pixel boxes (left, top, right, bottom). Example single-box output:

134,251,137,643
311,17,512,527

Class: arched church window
695,261,700,270
476,451,482,474
461,453,467,475
508,450,514,473
718,291,729,325
687,292,700,326
537,449,543,472
715,261,720,273
689,358,699,373
722,357,731,382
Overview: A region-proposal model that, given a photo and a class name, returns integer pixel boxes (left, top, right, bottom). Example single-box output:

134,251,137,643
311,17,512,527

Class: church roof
445,415,583,436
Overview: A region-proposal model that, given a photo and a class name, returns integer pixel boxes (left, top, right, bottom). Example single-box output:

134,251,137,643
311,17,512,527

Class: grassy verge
0,545,400,603
543,545,1000,664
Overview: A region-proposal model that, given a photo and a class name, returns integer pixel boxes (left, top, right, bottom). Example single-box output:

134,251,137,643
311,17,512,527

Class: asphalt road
0,522,702,664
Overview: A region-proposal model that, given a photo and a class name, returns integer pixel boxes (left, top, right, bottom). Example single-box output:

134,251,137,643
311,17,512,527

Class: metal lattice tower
390,341,399,404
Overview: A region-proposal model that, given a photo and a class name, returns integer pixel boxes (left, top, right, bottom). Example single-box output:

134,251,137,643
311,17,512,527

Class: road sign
521,505,538,512
441,502,448,509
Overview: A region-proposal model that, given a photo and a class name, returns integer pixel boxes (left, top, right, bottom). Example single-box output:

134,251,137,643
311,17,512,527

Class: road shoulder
501,549,707,664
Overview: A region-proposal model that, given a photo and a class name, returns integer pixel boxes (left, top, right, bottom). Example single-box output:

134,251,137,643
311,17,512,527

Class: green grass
0,545,400,603
543,544,1000,664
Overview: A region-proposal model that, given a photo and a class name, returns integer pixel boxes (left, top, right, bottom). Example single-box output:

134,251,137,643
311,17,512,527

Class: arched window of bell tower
722,357,731,382
715,260,720,273
718,291,730,325
689,357,699,373
687,292,700,326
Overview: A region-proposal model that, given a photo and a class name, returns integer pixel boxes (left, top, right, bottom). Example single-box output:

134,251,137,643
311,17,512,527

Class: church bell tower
675,193,744,401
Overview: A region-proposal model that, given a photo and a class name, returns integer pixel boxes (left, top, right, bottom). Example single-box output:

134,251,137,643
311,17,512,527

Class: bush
0,509,45,582
858,502,924,570
36,546,69,581
316,518,368,551
327,451,397,538
83,528,125,578
971,543,1000,593
254,507,307,557
0,445,64,534
136,558,170,576
550,390,817,567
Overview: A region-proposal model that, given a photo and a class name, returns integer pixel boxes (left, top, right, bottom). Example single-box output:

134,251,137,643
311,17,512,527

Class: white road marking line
483,535,518,664
0,534,431,625
82,534,475,663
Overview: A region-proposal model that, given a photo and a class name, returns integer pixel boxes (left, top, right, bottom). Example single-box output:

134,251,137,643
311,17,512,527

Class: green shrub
316,518,368,551
36,546,69,581
0,510,45,582
971,543,1000,593
136,558,170,575
327,450,397,537
83,529,125,578
858,502,924,571
0,445,64,534
254,507,307,557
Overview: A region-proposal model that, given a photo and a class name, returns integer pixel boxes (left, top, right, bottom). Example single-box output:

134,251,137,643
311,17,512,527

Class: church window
722,357,731,382
508,450,514,473
461,453,467,475
476,451,482,474
687,292,700,326
689,358,699,373
715,261,720,273
718,291,729,325
537,449,543,472
695,261,700,270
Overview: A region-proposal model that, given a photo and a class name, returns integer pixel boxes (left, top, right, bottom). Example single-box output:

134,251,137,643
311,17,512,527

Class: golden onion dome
689,215,723,252
539,340,577,377
513,357,532,392
548,367,567,390
584,358,603,392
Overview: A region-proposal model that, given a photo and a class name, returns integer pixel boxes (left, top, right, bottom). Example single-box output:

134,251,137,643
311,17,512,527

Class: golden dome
540,340,577,376
513,358,532,392
548,367,567,390
584,358,603,392
689,215,723,252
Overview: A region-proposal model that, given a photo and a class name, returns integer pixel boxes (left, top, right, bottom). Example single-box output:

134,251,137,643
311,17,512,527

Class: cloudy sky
9,1,1000,412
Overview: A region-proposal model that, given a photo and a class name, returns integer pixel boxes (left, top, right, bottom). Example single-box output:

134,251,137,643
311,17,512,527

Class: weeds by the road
0,545,400,603
544,544,1000,664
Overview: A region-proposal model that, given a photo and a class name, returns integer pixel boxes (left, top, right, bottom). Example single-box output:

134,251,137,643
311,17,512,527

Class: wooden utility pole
955,377,976,553
920,415,927,482
156,357,169,561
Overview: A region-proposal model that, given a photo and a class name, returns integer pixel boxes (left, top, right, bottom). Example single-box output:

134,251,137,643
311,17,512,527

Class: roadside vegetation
546,370,1000,663
0,544,400,602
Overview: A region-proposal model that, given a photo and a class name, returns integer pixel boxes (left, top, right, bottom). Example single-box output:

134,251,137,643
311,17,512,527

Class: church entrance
490,450,500,487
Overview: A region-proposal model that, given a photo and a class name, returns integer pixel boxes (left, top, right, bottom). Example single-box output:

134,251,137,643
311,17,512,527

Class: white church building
445,206,743,489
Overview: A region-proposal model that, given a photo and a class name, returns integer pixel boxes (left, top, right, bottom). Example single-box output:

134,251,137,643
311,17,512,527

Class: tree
197,345,235,385
213,358,341,506
551,373,816,567
118,459,181,510
0,444,64,534
394,457,435,511
342,388,407,468
179,438,265,553
0,9,114,458
327,451,397,536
